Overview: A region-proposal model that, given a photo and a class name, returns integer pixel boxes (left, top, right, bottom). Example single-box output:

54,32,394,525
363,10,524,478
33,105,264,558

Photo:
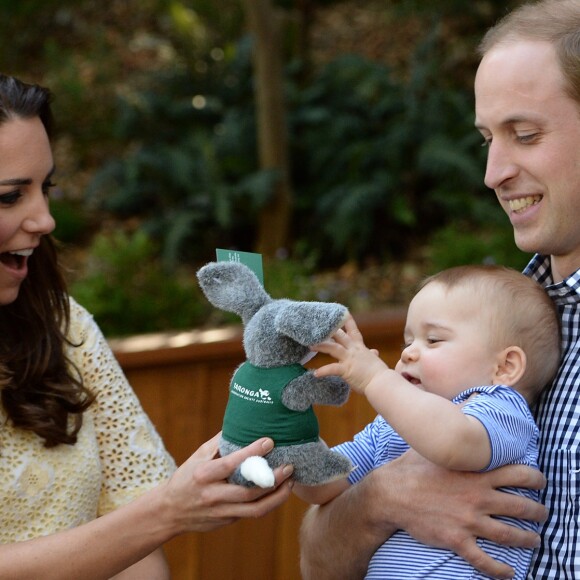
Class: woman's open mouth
0,249,33,272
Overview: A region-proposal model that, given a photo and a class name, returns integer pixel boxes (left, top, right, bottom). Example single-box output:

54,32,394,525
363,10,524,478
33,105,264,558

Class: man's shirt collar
525,253,580,305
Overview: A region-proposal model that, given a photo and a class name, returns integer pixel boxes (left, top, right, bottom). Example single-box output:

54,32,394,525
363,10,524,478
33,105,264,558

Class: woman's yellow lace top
0,298,176,542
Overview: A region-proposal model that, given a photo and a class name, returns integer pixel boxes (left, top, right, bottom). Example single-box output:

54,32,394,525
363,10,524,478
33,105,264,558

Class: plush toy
197,261,353,488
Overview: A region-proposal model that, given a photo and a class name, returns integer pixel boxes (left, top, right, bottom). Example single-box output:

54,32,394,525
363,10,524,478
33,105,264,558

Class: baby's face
395,282,500,399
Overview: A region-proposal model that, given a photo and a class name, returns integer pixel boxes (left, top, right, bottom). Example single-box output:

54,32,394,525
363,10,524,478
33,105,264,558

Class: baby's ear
493,346,526,387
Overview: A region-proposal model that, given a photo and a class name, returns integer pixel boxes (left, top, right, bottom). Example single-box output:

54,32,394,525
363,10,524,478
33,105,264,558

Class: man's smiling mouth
508,195,542,213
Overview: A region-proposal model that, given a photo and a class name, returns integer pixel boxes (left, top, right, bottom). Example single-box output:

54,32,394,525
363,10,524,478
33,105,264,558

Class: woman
0,74,293,579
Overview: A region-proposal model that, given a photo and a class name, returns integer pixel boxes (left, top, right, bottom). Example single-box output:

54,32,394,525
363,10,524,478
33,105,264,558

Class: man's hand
382,451,546,578
300,448,546,580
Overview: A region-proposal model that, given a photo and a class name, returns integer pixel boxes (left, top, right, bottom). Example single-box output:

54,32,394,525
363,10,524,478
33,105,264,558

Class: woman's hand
162,433,294,534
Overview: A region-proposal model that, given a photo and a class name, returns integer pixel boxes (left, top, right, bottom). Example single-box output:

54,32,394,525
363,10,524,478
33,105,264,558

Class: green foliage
0,0,533,336
89,26,504,270
262,257,318,300
50,198,92,244
70,230,208,337
427,222,532,273
390,0,525,23
86,38,263,267
290,38,498,264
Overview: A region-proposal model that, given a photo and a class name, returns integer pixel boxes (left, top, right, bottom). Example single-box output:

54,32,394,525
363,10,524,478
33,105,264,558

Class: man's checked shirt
526,254,580,578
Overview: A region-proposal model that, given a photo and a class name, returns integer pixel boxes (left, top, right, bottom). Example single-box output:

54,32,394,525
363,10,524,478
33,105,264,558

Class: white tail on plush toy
240,456,275,488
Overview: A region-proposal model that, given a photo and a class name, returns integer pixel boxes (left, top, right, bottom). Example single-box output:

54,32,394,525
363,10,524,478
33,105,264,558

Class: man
300,1,580,578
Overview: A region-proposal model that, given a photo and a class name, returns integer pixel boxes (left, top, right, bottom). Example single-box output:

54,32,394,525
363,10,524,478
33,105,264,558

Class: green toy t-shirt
221,361,320,447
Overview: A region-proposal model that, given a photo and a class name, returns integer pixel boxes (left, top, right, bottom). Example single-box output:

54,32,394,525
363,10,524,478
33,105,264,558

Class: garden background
1,0,530,338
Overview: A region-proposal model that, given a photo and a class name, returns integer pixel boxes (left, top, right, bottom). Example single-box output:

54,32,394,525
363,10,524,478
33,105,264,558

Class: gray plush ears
196,261,271,324
274,302,347,346
197,261,348,347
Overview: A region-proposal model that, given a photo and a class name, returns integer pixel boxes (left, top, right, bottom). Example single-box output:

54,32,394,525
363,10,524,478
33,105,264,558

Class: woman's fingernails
261,438,274,452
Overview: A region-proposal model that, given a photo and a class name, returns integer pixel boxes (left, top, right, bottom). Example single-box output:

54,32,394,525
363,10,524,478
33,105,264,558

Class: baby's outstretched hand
312,314,387,395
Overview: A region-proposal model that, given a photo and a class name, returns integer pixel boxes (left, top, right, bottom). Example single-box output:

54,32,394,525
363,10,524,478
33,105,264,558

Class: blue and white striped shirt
526,254,580,579
334,384,540,579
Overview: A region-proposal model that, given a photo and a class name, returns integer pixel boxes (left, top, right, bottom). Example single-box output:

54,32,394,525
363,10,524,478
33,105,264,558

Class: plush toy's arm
281,372,350,412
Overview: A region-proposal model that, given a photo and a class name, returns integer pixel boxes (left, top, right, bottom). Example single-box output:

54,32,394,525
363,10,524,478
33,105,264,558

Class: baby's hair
419,265,561,401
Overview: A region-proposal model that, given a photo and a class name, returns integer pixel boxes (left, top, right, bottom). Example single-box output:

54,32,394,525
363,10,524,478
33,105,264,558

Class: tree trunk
242,0,292,259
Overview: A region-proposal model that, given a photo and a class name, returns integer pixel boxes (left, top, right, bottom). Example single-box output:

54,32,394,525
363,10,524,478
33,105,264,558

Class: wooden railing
110,308,407,580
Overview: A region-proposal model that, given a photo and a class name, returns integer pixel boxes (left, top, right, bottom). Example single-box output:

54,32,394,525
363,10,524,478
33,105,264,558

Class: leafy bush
290,37,495,265
427,222,532,273
86,37,263,268
70,230,208,337
88,29,504,270
51,198,93,244
69,217,531,338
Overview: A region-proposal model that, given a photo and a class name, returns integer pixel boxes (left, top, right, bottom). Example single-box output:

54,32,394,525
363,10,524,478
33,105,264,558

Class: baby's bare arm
314,315,492,471
293,478,350,505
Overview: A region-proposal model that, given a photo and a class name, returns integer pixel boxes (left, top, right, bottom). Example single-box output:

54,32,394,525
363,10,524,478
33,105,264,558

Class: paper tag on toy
216,249,264,287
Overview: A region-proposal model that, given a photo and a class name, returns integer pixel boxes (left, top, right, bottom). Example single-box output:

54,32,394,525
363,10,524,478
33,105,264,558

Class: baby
295,264,561,580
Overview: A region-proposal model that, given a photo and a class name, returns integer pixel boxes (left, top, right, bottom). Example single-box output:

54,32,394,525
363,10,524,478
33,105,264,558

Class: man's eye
0,191,22,206
517,133,538,144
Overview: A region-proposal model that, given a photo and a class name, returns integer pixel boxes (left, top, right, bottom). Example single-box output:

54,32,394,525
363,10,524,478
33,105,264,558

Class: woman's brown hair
0,74,94,447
